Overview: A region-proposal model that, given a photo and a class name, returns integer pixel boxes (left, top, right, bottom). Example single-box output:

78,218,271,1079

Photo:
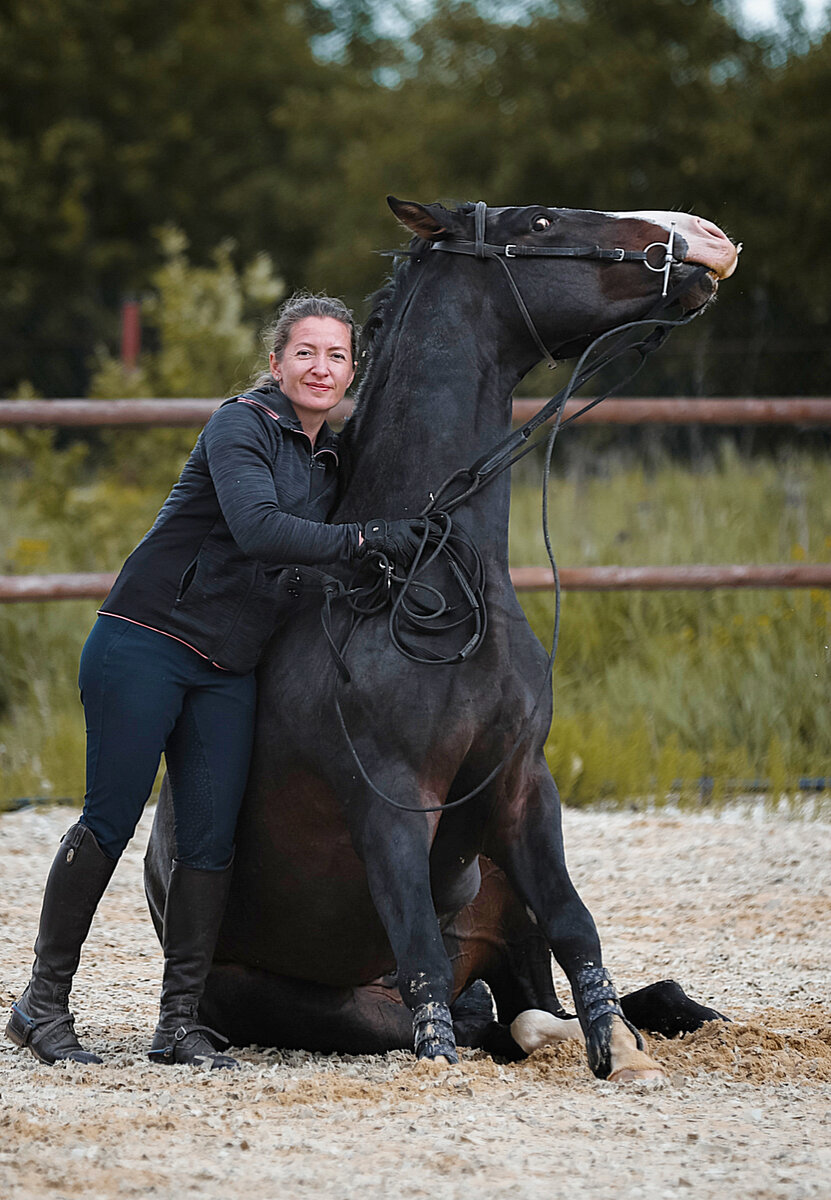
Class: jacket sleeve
202,404,360,565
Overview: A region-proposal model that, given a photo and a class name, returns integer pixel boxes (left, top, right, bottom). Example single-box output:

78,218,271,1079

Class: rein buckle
504,244,518,258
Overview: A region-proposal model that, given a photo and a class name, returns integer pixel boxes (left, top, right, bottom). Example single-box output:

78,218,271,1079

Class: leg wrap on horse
413,1001,458,1063
573,965,644,1079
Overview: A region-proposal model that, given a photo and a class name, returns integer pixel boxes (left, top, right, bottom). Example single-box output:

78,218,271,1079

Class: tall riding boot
148,859,238,1069
5,823,117,1065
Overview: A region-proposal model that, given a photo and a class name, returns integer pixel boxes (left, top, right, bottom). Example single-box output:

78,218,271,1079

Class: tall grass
0,428,192,808
1,431,829,811
511,440,831,810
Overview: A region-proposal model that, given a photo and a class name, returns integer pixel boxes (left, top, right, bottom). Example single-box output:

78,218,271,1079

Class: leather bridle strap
492,253,560,370
474,199,488,259
435,200,687,280
432,238,678,264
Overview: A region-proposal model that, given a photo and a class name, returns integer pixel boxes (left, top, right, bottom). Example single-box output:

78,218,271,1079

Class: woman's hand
357,518,424,571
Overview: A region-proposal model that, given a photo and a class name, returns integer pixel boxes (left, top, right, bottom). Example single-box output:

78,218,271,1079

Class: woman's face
269,316,355,428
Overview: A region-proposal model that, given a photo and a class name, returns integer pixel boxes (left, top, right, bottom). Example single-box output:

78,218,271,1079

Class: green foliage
89,227,284,402
0,0,325,395
2,0,830,397
510,443,831,807
87,227,283,491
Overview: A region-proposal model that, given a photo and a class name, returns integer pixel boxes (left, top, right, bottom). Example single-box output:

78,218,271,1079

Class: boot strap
173,1022,228,1046
148,1022,231,1065
151,1021,229,1051
10,1002,77,1047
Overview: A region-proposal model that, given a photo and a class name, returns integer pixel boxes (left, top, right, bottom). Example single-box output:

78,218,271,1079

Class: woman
5,292,420,1069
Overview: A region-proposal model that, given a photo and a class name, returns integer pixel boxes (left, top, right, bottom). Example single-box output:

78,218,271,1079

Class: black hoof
450,980,494,1046
620,980,730,1037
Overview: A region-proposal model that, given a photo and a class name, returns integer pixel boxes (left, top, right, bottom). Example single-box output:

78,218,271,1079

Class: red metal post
120,300,142,371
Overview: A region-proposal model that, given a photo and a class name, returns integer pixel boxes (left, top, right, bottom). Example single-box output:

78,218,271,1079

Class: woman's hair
251,291,360,387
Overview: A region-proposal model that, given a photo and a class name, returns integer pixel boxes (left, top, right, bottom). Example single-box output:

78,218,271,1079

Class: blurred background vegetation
2,0,830,398
1,0,829,809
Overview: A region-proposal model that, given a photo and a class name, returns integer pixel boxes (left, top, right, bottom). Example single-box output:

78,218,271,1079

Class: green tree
0,0,331,396
89,226,283,401
276,0,830,396
2,0,829,398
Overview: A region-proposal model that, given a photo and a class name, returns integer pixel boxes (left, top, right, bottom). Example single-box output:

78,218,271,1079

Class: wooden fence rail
2,565,830,603
2,397,831,427
3,396,828,602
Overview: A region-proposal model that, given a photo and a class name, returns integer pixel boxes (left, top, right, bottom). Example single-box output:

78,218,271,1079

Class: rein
326,205,710,813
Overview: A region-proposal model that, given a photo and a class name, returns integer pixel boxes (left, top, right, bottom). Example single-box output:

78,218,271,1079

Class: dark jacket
100,386,360,673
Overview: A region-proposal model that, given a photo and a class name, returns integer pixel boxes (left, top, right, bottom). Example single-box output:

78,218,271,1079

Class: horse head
388,197,739,368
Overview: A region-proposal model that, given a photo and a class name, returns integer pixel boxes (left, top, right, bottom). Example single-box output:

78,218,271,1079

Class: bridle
327,203,712,812
421,201,708,515
431,201,686,369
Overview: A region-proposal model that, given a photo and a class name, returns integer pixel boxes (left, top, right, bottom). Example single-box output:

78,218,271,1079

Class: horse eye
532,215,551,232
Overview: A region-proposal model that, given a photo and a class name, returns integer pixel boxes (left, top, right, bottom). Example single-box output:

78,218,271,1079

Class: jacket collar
229,384,339,458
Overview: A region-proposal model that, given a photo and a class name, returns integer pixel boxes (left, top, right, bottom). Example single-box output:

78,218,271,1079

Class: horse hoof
607,1016,665,1082
608,1063,666,1083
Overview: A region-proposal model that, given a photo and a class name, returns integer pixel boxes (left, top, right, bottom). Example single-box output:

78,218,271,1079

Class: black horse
145,198,738,1080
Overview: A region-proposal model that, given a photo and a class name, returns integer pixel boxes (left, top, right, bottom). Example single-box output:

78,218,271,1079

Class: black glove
357,518,425,571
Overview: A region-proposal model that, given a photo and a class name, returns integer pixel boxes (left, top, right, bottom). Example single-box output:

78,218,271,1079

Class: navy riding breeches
78,615,257,868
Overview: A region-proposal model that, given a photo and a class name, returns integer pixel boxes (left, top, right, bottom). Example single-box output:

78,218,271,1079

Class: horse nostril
695,217,731,244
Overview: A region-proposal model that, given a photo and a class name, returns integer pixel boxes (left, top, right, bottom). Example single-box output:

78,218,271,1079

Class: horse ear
387,196,457,240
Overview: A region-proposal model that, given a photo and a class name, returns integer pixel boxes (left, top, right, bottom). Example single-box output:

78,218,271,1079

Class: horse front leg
345,777,458,1065
485,765,663,1082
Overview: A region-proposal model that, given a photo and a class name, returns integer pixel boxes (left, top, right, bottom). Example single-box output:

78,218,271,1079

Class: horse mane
357,204,473,369
358,241,424,357
340,207,472,467
358,274,399,360
351,240,426,414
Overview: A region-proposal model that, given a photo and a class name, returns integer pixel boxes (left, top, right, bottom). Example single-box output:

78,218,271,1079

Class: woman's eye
532,215,552,232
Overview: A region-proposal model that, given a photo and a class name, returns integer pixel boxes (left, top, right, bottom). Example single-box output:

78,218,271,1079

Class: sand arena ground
1,802,829,1200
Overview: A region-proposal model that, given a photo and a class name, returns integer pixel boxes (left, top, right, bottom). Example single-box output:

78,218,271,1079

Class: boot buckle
7,1004,35,1047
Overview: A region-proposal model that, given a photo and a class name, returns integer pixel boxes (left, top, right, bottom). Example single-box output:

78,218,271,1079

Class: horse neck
336,262,531,560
